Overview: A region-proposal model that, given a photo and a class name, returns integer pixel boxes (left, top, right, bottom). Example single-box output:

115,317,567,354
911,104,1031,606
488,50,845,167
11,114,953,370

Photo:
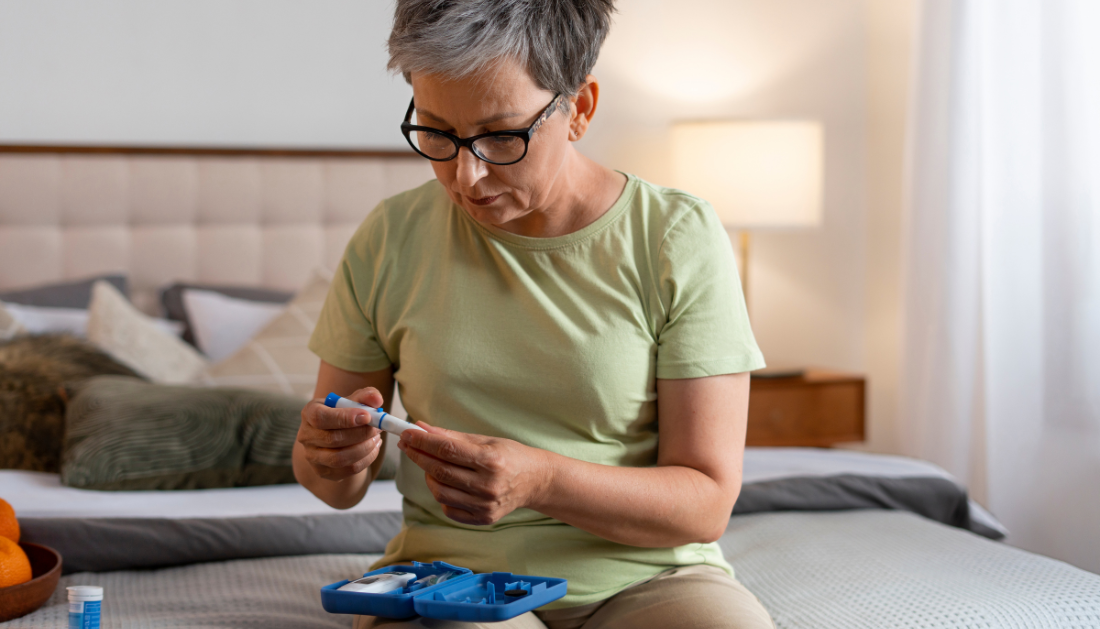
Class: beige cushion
0,301,28,340
86,281,208,383
198,271,331,399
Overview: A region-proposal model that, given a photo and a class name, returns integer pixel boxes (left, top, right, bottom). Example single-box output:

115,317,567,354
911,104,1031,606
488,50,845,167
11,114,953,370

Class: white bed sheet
0,471,404,519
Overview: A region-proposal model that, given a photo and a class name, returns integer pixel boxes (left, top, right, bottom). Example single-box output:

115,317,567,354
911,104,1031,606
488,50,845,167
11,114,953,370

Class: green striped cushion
61,376,304,490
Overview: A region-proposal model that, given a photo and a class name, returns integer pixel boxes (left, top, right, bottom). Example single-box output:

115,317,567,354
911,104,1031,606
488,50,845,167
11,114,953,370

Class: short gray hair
387,0,616,97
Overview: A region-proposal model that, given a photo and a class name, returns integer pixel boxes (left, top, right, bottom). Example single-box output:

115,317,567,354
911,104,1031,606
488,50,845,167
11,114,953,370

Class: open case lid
413,571,567,622
321,561,567,622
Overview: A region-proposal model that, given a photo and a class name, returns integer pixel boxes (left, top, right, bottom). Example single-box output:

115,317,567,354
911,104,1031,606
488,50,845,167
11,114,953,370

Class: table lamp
670,120,824,314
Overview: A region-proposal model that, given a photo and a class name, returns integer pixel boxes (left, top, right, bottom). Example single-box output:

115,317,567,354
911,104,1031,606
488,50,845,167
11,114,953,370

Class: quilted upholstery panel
59,157,129,225
0,227,62,287
0,155,61,224
0,153,433,314
130,157,199,225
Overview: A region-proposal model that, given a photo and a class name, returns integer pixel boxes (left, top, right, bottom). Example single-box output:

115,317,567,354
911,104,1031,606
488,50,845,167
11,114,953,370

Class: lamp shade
671,120,823,229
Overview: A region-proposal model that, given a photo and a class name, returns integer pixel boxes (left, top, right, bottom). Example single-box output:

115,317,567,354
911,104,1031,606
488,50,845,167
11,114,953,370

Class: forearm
529,451,739,547
292,439,385,509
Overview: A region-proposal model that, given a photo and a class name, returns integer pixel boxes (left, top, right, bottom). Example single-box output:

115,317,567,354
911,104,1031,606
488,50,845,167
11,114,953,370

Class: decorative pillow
0,335,144,472
0,275,128,308
198,271,331,399
0,302,88,336
61,376,302,490
160,283,293,348
0,302,28,341
181,289,285,362
86,281,208,384
0,301,183,339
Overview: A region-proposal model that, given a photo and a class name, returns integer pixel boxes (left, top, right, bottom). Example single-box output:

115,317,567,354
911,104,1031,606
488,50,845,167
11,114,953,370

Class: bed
2,146,1099,628
3,449,1099,628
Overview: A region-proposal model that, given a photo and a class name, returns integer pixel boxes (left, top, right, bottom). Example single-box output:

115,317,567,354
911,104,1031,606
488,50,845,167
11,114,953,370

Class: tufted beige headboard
0,146,434,314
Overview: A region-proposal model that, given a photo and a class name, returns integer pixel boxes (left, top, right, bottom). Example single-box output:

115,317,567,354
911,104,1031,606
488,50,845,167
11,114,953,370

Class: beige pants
353,565,775,629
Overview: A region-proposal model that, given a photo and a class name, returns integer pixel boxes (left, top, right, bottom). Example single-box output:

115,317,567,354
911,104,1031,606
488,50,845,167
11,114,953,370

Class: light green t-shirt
308,174,764,609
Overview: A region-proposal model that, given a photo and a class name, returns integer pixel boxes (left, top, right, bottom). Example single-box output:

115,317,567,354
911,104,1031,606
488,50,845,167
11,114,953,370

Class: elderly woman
295,1,771,627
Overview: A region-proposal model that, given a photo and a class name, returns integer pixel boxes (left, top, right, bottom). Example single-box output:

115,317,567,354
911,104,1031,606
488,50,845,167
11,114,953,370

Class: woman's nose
454,146,488,188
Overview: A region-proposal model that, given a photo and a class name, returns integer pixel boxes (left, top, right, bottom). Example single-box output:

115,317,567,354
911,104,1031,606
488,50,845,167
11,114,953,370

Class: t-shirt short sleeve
655,198,765,379
308,216,393,374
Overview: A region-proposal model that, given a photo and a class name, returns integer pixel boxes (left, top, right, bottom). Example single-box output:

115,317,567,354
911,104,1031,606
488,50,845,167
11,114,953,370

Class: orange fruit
0,537,32,588
0,498,18,543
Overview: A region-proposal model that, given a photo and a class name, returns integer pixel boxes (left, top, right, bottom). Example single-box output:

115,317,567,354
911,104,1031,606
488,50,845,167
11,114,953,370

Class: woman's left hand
397,424,552,526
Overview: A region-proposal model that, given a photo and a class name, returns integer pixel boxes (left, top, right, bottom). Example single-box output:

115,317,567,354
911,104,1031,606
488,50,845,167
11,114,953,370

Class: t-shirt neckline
455,172,638,250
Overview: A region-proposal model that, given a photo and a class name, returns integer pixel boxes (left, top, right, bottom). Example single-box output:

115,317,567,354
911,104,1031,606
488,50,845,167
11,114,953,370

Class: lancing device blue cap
324,393,341,408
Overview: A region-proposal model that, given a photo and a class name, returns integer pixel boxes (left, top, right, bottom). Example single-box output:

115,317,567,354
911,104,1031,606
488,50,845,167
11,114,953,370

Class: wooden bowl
0,542,63,622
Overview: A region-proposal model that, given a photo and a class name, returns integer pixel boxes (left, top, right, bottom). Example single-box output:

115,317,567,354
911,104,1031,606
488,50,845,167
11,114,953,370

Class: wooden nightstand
746,370,866,447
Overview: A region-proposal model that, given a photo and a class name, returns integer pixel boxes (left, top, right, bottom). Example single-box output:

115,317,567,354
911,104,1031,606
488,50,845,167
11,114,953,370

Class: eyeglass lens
408,128,527,164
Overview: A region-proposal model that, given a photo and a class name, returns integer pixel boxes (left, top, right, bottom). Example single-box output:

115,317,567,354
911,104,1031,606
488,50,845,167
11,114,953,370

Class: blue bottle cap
324,393,342,408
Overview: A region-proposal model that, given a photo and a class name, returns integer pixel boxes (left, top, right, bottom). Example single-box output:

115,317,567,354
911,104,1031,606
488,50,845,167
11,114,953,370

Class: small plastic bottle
67,586,102,629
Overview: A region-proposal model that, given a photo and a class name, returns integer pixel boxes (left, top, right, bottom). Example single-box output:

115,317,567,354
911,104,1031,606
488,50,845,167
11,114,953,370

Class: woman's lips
466,194,500,206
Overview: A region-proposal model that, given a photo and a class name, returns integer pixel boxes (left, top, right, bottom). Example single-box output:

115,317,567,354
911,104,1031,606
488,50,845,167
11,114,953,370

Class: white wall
862,0,918,455
0,0,410,148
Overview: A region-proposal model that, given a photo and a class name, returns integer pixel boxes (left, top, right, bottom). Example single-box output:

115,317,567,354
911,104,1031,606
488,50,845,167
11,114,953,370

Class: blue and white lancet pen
323,393,426,436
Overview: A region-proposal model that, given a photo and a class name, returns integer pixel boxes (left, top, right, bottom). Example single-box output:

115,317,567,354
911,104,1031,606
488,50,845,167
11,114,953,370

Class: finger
407,423,498,454
425,474,487,511
411,422,482,443
314,456,374,482
318,435,381,470
310,443,379,482
312,453,375,481
307,402,373,431
299,423,379,449
441,504,488,527
347,387,385,409
402,442,482,490
399,430,482,468
312,434,382,470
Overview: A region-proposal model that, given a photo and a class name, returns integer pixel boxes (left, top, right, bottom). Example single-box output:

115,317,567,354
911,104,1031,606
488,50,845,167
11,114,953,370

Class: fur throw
0,334,144,472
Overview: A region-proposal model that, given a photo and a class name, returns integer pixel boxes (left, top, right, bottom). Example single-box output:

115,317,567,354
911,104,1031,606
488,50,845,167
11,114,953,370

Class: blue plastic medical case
321,561,568,622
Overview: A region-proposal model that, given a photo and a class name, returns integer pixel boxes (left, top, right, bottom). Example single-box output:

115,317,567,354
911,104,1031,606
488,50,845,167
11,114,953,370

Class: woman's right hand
297,387,385,482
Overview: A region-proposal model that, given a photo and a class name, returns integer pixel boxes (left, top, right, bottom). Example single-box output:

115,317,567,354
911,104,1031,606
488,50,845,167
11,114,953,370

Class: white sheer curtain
903,0,1100,573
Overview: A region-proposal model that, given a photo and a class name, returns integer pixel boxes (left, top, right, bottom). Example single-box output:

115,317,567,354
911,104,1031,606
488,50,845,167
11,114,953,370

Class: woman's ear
568,75,600,141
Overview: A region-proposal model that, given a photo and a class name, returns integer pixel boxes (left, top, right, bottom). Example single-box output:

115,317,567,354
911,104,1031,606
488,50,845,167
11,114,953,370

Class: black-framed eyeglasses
401,94,563,166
